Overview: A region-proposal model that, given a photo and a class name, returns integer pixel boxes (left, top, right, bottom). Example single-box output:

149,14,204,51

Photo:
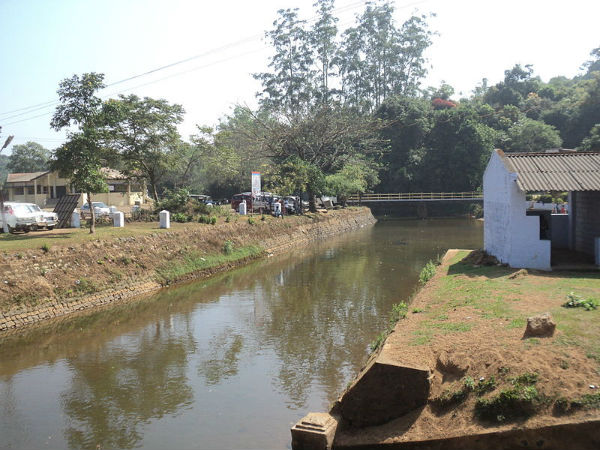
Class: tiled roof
500,150,600,191
6,171,50,183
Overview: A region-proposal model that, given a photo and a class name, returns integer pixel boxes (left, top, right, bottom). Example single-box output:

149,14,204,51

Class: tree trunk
87,193,95,234
308,188,317,213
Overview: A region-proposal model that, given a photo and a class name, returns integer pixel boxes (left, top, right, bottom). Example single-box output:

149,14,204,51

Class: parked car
0,202,38,233
23,203,58,230
231,192,275,213
80,201,111,219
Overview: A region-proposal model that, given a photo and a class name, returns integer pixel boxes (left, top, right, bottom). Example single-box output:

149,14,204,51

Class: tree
310,0,338,105
419,106,497,192
7,141,50,173
325,161,379,206
579,124,600,151
254,8,315,113
50,73,107,233
254,105,386,211
102,94,184,201
336,3,433,111
503,117,562,152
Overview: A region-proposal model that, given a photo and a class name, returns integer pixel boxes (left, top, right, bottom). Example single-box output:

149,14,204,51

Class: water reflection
0,219,482,449
61,321,195,449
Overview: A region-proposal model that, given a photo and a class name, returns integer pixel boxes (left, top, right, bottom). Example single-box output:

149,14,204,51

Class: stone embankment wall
0,208,375,334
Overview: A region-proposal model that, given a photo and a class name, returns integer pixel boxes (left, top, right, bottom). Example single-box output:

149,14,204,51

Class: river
0,218,482,450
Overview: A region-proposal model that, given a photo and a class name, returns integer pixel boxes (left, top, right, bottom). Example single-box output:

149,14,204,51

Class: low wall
0,208,375,334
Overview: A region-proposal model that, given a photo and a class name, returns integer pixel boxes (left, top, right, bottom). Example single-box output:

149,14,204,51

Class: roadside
0,208,375,333
331,250,600,448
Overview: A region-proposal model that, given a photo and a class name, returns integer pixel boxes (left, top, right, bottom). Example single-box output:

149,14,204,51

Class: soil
335,249,600,447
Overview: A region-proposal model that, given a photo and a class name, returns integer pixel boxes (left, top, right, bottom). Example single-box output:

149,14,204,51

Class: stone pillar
291,413,339,450
71,211,81,228
113,211,125,227
159,210,170,229
239,200,247,215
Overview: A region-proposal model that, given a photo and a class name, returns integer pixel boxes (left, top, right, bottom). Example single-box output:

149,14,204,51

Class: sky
0,0,599,153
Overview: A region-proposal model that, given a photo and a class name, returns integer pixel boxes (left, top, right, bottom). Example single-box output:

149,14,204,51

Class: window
14,186,24,195
26,186,34,195
37,185,42,194
43,186,48,194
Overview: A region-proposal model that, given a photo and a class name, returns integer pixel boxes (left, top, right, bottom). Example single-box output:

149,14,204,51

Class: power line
1,0,431,127
0,0,372,119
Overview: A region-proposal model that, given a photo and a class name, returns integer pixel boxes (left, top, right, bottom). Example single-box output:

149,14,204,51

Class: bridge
347,192,483,203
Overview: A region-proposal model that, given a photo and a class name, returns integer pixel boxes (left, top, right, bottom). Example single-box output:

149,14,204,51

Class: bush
130,208,158,222
210,216,217,225
155,188,190,213
41,243,50,253
172,212,190,223
223,240,234,255
419,261,436,284
248,217,256,225
198,215,211,224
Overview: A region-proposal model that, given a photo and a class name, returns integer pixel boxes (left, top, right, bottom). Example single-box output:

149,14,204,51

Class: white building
483,150,600,270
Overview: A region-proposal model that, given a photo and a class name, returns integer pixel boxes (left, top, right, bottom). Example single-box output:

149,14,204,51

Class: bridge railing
347,192,483,202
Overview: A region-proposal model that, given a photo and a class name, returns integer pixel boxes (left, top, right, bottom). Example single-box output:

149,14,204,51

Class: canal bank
295,250,600,450
0,208,376,334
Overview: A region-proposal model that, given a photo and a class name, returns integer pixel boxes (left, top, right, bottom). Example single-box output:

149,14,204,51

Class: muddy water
0,218,482,450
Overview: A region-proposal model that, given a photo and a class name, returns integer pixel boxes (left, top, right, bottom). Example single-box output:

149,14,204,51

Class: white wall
483,151,551,270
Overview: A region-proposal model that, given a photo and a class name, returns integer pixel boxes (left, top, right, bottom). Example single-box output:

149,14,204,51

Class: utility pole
1,132,15,233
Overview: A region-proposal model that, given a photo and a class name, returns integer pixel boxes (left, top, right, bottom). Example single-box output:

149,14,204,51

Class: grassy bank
336,249,600,447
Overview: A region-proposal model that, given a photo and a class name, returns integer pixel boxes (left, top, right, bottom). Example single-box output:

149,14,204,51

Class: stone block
339,359,431,428
113,211,125,227
159,210,170,229
524,312,556,338
291,413,338,450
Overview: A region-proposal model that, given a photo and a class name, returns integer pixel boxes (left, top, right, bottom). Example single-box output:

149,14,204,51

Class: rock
524,313,556,338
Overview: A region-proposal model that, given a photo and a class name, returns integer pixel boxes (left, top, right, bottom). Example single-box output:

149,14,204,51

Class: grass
0,222,179,251
369,302,408,352
419,260,437,284
155,245,263,284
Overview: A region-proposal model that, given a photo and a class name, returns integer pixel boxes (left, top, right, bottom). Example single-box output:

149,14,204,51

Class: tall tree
254,8,315,113
102,94,184,201
50,73,107,233
7,141,50,173
310,0,338,105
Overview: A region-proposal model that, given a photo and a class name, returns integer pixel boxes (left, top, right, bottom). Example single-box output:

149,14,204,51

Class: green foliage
7,141,50,173
475,371,540,422
198,215,211,224
475,376,497,396
563,292,599,310
503,117,562,152
247,217,256,225
223,240,234,255
419,261,436,284
101,94,184,201
156,245,262,284
369,330,388,353
41,243,50,253
389,302,408,325
155,188,190,213
463,376,476,391
171,212,190,223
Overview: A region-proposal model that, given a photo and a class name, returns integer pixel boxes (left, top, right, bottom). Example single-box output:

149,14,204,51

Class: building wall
573,191,600,255
484,151,551,270
7,171,146,208
81,191,145,207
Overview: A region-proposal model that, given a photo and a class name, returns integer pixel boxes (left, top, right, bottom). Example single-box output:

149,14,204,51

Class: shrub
223,240,234,255
389,302,408,325
41,243,50,253
210,216,217,225
198,215,211,224
172,212,189,223
419,261,436,284
248,217,256,225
